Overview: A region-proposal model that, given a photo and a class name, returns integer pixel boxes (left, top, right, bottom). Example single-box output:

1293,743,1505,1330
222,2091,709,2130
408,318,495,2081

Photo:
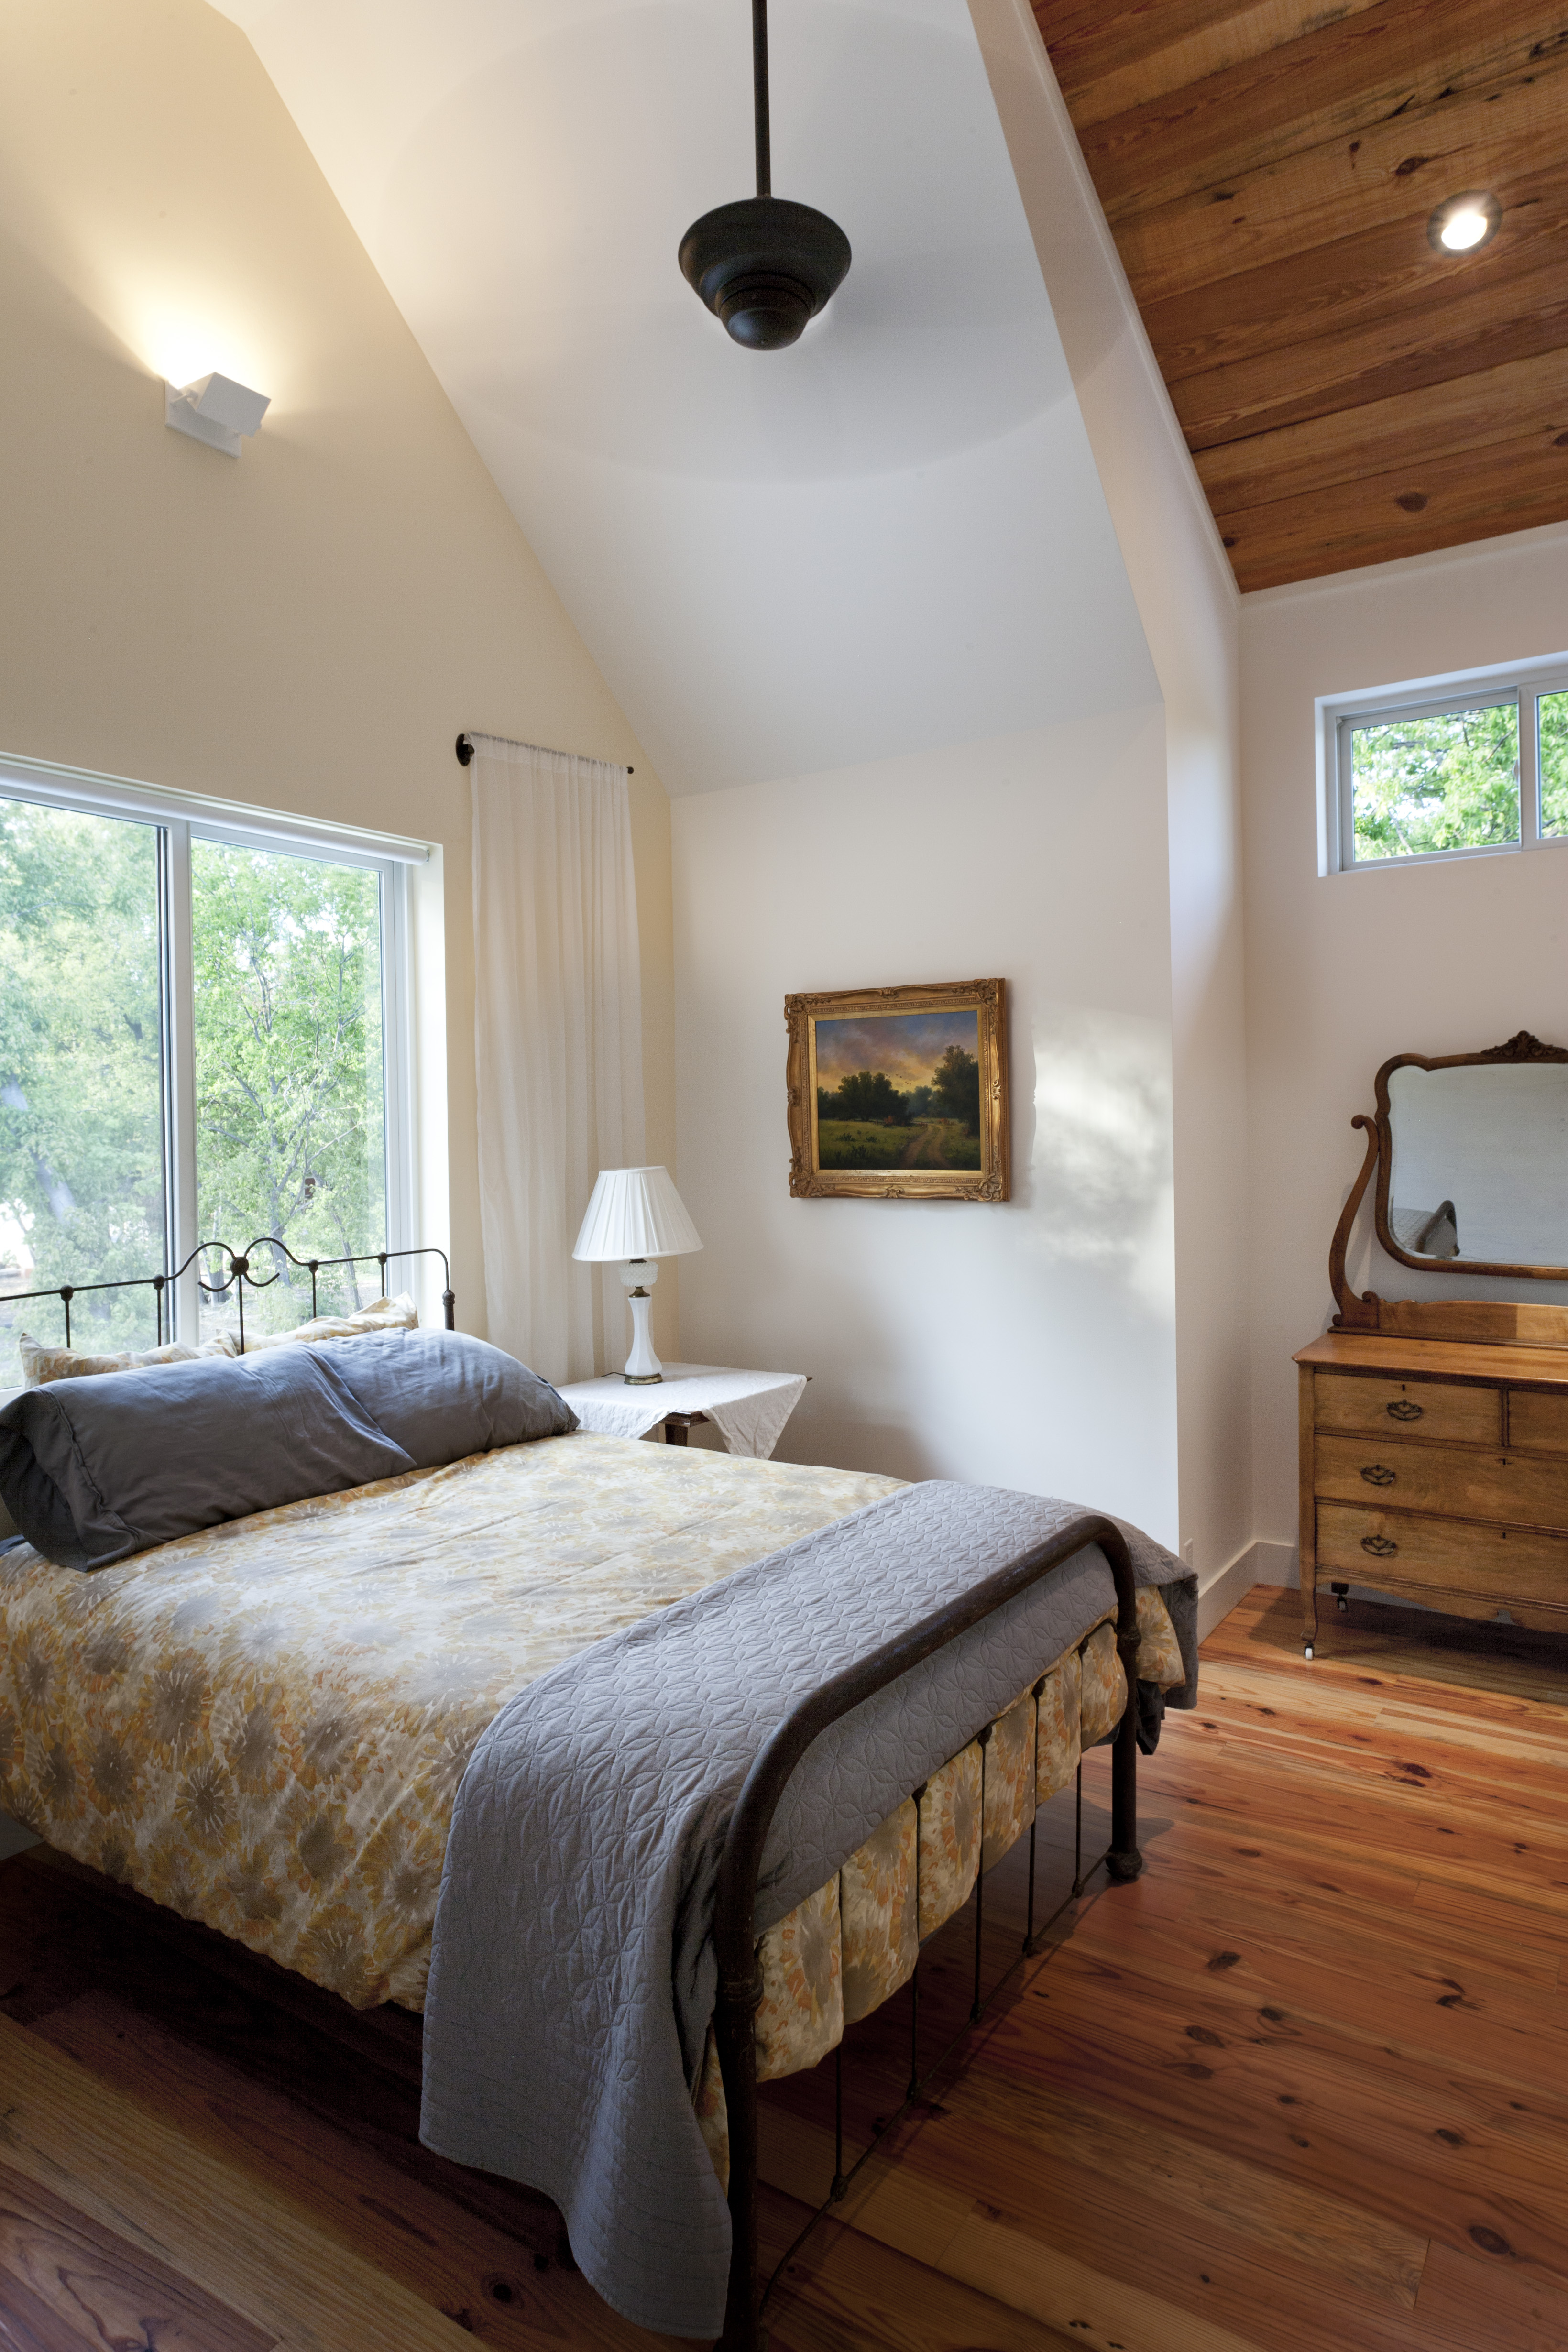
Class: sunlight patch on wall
1031,1010,1174,1320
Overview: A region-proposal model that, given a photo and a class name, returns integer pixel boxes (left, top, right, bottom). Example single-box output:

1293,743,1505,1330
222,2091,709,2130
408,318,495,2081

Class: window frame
1322,656,1568,874
0,752,428,1340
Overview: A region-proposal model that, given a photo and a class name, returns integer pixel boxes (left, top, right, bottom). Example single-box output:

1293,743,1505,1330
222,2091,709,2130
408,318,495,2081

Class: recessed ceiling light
1427,192,1502,253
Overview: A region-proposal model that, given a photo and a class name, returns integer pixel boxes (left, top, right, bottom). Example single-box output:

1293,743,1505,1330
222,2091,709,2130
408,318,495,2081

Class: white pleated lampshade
572,1166,703,1262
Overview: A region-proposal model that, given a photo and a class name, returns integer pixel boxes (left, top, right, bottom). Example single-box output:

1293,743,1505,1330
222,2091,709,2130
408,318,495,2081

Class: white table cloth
555,1363,807,1460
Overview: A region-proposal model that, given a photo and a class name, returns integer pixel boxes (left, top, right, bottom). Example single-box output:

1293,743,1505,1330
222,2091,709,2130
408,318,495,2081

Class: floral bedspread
0,1432,900,2007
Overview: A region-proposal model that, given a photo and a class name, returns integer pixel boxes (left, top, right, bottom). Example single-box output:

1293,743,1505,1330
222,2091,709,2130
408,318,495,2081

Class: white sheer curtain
470,735,645,1382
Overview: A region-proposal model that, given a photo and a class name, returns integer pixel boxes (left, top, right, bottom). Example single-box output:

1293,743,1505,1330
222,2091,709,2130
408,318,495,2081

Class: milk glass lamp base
622,1272,663,1383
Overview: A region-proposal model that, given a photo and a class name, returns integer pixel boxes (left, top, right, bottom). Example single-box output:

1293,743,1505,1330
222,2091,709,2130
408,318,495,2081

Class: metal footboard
710,1512,1143,2352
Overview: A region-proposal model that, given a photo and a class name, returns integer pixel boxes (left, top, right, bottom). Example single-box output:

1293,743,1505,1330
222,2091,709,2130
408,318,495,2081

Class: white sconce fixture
572,1165,702,1384
164,372,271,457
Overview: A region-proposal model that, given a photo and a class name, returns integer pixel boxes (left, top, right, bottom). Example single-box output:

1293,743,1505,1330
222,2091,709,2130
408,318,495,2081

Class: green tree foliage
0,804,388,1379
930,1045,980,1136
0,801,164,1366
1351,703,1520,860
823,1068,907,1125
192,842,384,1324
1538,691,1568,838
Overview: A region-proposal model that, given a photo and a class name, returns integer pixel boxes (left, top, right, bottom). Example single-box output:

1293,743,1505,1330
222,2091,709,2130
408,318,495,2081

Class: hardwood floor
2,1584,1567,2350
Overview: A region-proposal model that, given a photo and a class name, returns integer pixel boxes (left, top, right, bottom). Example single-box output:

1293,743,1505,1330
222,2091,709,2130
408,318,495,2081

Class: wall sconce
164,372,271,457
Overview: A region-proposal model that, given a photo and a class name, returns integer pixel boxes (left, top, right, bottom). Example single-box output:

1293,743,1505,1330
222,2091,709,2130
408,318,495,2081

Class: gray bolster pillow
0,1346,414,1570
0,1327,577,1572
310,1328,578,1460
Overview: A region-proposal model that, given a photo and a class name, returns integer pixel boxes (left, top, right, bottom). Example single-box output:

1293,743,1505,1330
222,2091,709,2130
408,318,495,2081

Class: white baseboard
0,1814,38,1862
1247,1539,1300,1589
1197,1538,1298,1639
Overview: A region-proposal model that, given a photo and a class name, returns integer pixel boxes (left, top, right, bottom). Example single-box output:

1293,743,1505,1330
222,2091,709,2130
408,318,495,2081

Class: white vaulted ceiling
211,0,1157,792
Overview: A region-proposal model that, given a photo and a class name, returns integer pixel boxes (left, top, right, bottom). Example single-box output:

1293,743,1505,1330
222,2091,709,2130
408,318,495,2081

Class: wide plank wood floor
2,1582,1567,2350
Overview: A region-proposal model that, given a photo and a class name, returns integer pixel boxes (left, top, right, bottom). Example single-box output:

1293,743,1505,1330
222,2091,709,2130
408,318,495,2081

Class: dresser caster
1331,1581,1349,1613
1303,1641,1314,1661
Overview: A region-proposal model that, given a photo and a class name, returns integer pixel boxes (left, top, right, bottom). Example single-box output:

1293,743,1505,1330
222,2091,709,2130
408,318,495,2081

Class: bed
0,1239,1195,2349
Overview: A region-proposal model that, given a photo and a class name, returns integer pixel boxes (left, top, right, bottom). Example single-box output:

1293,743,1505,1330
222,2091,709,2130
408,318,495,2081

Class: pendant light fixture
679,0,851,350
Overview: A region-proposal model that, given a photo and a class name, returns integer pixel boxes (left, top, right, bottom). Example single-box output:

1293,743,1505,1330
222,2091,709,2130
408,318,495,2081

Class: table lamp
571,1166,703,1383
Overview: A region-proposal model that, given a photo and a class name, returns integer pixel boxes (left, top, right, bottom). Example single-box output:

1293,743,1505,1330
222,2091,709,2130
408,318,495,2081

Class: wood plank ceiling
1032,0,1568,591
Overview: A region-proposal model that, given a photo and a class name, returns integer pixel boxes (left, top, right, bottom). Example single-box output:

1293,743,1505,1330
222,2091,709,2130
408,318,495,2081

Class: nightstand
556,1363,808,1461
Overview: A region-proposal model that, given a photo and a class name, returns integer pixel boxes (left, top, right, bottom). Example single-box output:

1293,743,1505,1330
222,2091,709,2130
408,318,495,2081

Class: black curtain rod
455,731,633,775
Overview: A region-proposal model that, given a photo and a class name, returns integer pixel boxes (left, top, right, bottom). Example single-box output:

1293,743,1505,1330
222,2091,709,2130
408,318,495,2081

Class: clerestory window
1325,660,1568,871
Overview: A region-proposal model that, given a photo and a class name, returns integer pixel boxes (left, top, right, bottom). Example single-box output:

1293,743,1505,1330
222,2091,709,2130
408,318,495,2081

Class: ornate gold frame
785,979,1009,1201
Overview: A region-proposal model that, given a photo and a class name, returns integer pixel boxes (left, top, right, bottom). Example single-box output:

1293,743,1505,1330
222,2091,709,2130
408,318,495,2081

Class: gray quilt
420,1481,1194,2338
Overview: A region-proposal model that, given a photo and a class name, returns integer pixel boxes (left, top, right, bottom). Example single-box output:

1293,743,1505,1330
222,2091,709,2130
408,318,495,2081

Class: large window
0,766,418,1385
1328,661,1568,870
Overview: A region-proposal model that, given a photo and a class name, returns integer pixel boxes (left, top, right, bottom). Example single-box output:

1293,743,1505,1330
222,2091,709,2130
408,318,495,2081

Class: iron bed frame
3,1255,1145,2352
712,1513,1143,2352
1,1237,456,1355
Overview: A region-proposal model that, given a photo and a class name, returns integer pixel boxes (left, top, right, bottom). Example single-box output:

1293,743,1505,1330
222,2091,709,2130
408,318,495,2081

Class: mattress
0,1431,899,2007
0,1428,1184,2125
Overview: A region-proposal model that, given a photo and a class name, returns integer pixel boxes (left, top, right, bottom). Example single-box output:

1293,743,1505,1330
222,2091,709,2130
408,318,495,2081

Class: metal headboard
0,1239,455,1354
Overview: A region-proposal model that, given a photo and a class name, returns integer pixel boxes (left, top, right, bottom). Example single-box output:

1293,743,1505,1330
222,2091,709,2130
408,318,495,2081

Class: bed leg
1072,1765,1084,1899
715,1963,765,2352
1106,1635,1143,1884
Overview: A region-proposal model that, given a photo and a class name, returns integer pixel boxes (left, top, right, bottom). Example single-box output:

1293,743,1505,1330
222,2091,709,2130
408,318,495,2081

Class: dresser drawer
1313,1372,1500,1444
1506,1390,1568,1454
1314,1433,1568,1531
1318,1501,1568,1610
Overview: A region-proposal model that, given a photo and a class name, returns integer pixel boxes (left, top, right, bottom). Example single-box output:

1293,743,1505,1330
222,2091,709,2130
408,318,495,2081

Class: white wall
0,0,679,1360
671,0,1257,1564
1243,518,1568,1551
673,710,1180,1544
211,0,1157,802
971,0,1249,1586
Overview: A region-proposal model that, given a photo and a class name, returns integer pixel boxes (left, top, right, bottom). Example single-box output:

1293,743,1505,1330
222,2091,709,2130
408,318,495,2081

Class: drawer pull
1361,1534,1399,1558
1387,1400,1423,1422
1360,1464,1397,1487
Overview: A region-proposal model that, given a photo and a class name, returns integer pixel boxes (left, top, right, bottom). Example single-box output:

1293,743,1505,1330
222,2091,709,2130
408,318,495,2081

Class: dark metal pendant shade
680,0,850,350
679,197,851,350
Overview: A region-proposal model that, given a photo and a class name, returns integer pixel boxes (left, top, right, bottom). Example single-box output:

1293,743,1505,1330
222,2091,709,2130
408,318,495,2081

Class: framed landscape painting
785,979,1009,1200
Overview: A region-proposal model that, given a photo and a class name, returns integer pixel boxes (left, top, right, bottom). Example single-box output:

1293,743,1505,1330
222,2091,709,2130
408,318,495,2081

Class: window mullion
162,819,201,1338
381,863,414,1265
1336,716,1354,869
1520,684,1541,849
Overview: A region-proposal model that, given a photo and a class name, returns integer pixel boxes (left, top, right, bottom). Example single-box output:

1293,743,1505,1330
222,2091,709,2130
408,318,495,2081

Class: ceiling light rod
678,0,851,350
752,0,770,197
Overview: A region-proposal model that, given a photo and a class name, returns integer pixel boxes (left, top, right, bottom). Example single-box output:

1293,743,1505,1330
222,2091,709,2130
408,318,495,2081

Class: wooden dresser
1296,1332,1568,1658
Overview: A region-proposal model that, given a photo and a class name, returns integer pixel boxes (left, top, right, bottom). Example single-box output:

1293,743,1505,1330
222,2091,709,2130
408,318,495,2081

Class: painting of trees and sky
814,1008,982,1171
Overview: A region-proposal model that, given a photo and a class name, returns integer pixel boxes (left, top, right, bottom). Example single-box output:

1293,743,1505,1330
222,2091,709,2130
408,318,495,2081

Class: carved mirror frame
1330,1030,1568,1345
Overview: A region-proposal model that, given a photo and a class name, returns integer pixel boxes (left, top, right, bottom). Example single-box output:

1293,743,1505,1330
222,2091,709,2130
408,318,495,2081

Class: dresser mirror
1331,1031,1568,1344
1379,1042,1568,1277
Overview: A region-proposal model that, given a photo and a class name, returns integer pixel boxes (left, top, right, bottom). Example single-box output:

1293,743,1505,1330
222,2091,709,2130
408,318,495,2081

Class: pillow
313,1328,579,1461
241,1291,419,1353
0,1347,417,1570
18,1330,237,1389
